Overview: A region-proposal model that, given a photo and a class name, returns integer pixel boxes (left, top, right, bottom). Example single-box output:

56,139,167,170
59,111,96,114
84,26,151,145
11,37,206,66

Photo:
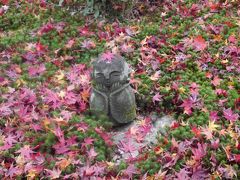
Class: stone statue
90,54,136,126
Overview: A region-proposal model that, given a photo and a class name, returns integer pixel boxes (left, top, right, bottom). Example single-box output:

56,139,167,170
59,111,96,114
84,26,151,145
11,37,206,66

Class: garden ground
0,0,240,179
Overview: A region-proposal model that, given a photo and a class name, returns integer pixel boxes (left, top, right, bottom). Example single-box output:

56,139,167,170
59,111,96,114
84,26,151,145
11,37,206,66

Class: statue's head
92,54,131,88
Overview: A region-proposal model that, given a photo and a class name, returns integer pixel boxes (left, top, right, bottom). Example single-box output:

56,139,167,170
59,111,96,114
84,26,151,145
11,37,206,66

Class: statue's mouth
105,81,111,87
95,82,122,91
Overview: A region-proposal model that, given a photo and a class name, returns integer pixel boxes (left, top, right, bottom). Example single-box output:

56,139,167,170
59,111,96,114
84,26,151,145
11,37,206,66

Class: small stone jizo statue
90,54,136,126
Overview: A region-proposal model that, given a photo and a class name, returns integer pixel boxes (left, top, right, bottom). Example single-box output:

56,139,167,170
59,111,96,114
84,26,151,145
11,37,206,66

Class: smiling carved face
92,55,130,88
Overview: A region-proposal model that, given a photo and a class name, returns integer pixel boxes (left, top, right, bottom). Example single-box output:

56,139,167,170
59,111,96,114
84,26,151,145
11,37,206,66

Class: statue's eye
96,73,104,78
110,71,121,76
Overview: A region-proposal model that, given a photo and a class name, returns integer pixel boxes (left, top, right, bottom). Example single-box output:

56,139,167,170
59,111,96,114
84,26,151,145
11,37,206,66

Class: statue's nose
105,73,110,80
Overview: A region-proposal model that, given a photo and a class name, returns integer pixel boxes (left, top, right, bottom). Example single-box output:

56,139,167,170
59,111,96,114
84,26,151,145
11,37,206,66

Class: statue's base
111,115,174,161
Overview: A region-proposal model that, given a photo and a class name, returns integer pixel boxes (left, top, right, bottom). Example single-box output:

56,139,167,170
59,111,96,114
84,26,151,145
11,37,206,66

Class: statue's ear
125,63,133,75
91,58,98,79
91,72,94,79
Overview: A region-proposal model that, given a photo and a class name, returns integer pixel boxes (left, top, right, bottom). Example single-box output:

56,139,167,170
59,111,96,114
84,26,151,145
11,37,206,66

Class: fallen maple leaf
201,127,213,140
122,164,140,179
100,51,115,63
208,121,220,132
223,108,239,122
152,92,163,104
81,137,95,149
150,70,161,81
180,98,194,115
45,168,62,179
81,39,96,49
209,111,219,121
117,140,136,154
211,76,221,86
192,35,207,51
81,88,90,102
37,22,55,35
51,126,65,144
175,168,190,180
4,134,17,146
210,138,220,150
65,39,75,49
16,145,35,159
191,143,207,161
56,158,71,170
95,127,114,146
5,164,21,178
87,147,98,160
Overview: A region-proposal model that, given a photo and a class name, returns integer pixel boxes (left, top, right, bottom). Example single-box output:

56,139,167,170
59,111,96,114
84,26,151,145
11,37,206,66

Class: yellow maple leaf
27,169,38,179
106,161,115,169
178,87,186,94
186,158,196,167
55,71,65,80
58,90,66,98
208,121,220,132
155,147,164,155
223,145,231,159
42,118,51,130
221,59,228,64
16,79,26,87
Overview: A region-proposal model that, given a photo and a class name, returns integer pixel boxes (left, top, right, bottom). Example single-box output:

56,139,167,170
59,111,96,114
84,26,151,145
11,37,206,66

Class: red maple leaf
22,52,37,62
211,76,221,86
28,64,46,76
117,140,136,154
87,147,98,160
4,134,17,146
95,128,113,147
100,51,115,63
122,164,140,179
152,92,163,104
42,88,62,109
175,168,190,180
45,168,62,179
16,145,35,159
93,163,106,176
52,126,65,144
209,111,219,121
121,43,134,53
191,126,201,138
235,98,240,110
84,165,95,176
5,164,20,178
234,154,240,163
81,39,96,49
191,143,207,161
192,35,207,51
223,108,239,122
37,22,55,35
180,99,194,115
0,143,12,151
81,137,95,149
210,138,219,150
65,39,75,49
53,143,69,155
78,26,94,37
1,0,9,5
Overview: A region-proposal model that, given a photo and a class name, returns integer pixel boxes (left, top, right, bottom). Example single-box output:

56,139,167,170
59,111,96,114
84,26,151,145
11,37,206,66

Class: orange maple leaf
81,88,90,102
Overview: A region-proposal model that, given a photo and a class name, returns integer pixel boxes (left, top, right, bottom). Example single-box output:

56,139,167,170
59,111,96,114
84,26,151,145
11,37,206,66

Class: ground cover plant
0,0,240,179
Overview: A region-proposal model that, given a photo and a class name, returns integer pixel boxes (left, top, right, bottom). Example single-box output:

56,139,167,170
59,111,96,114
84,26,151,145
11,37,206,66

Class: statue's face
94,59,123,88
